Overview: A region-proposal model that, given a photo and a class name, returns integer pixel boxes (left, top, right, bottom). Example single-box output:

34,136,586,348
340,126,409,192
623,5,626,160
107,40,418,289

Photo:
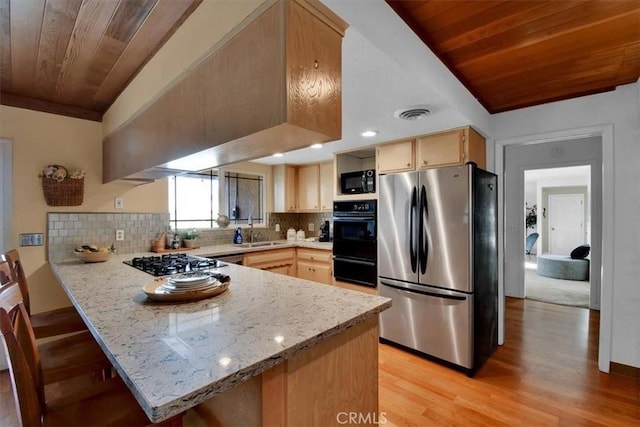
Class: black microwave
340,170,375,194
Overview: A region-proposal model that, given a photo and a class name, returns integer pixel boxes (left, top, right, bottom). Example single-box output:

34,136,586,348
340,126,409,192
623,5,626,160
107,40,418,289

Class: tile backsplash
47,211,333,262
47,212,170,262
267,212,332,238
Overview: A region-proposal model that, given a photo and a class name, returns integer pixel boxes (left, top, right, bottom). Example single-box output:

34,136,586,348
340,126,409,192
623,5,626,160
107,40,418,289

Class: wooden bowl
74,251,111,263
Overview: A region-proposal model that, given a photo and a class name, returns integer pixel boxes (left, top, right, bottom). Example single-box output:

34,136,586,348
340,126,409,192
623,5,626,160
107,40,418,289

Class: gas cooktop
123,253,226,277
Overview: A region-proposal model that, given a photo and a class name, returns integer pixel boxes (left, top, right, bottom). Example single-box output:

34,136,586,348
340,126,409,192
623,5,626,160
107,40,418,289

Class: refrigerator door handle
418,185,428,274
380,281,467,301
409,186,418,273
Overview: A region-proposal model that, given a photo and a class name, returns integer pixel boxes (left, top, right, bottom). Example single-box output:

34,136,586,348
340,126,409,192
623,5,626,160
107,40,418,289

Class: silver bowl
214,214,230,228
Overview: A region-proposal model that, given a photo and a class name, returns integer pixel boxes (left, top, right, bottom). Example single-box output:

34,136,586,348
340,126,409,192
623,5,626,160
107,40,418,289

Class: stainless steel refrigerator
378,163,498,375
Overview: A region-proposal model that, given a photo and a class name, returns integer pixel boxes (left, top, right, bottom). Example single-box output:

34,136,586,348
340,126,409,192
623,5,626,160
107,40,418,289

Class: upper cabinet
103,0,347,183
377,127,486,174
416,127,485,169
273,161,333,212
273,164,298,212
376,139,415,174
297,164,320,211
319,161,334,211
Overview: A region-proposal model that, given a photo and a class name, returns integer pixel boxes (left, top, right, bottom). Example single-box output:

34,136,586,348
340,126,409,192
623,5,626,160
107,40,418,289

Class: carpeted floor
524,256,590,308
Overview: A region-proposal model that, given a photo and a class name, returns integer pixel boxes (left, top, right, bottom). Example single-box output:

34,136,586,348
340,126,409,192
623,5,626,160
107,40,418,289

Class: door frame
495,124,613,373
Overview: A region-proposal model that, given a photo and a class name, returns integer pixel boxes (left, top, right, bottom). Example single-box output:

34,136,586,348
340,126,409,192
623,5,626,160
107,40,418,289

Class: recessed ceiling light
310,143,322,149
360,130,378,138
273,153,284,157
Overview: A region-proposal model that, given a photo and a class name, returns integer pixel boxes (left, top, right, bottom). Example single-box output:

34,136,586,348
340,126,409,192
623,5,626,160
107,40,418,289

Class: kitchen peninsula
50,252,390,425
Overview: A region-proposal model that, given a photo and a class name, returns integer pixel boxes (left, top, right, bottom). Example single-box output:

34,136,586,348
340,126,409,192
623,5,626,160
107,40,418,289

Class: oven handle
332,217,376,221
333,256,376,266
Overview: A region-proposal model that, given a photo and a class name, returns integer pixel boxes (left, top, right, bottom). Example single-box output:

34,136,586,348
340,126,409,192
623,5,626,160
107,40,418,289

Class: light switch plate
19,233,43,246
115,198,124,209
308,223,314,232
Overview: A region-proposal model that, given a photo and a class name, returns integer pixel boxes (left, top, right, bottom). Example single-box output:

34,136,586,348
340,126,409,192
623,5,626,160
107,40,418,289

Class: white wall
492,82,640,369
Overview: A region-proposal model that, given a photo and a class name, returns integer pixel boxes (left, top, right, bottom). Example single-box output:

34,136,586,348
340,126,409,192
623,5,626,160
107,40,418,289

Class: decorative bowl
214,214,230,228
74,251,111,263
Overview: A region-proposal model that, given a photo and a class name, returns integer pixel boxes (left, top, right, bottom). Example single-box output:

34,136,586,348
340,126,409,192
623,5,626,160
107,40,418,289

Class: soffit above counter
103,0,347,184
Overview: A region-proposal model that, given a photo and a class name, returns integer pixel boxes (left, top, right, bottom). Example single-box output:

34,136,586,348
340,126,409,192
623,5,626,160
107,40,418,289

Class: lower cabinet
243,248,296,277
243,247,333,284
296,248,332,285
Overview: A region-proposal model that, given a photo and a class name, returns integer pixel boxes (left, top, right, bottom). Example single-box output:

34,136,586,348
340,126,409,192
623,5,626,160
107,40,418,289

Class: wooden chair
0,261,111,387
2,249,87,339
0,274,182,426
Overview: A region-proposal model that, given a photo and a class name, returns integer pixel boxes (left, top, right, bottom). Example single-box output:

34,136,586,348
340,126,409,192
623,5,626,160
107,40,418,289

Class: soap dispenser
233,227,243,244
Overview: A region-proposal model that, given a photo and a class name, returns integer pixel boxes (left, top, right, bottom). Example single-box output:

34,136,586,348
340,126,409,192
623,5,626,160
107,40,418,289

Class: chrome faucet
248,215,254,243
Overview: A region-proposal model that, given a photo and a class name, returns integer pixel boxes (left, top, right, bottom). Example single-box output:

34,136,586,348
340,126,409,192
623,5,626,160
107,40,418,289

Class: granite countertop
50,250,389,422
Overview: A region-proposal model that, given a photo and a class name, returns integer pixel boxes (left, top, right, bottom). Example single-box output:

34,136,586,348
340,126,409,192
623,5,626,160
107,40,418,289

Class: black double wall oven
332,200,377,287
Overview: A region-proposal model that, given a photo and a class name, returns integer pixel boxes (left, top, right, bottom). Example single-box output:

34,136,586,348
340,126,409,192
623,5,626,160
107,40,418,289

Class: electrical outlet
19,233,44,246
308,223,314,232
115,229,124,241
115,198,124,209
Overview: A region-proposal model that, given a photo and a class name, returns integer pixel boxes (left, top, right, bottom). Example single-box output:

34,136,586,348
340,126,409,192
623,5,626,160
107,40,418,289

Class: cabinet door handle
406,163,411,167
422,160,427,165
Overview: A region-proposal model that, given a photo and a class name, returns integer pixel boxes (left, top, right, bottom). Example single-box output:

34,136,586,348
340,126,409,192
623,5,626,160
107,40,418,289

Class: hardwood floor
379,298,640,426
2,298,638,426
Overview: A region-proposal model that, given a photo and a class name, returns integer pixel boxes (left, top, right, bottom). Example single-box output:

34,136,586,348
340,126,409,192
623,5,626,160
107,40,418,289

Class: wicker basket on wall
42,177,84,206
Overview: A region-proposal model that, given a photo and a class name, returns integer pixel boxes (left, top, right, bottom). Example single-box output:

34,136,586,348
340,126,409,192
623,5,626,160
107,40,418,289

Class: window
168,169,264,230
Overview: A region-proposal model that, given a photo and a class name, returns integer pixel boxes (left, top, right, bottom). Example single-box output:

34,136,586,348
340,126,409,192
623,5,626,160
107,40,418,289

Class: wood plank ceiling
387,0,640,113
0,0,202,121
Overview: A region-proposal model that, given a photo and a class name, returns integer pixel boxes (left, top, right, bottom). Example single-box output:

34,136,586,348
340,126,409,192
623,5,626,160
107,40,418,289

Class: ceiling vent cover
394,106,431,121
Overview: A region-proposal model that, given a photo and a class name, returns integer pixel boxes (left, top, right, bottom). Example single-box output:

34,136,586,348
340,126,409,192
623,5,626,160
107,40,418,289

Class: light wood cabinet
243,248,296,277
296,248,332,285
275,161,333,212
273,164,298,212
319,161,334,211
416,127,486,170
297,165,320,211
377,139,415,173
375,127,486,175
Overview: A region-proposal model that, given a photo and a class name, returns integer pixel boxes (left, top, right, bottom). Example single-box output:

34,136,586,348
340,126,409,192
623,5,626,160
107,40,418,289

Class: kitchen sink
238,241,286,248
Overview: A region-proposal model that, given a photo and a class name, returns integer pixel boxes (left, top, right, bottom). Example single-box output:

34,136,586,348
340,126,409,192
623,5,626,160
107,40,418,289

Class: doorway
496,124,613,373
524,167,591,308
